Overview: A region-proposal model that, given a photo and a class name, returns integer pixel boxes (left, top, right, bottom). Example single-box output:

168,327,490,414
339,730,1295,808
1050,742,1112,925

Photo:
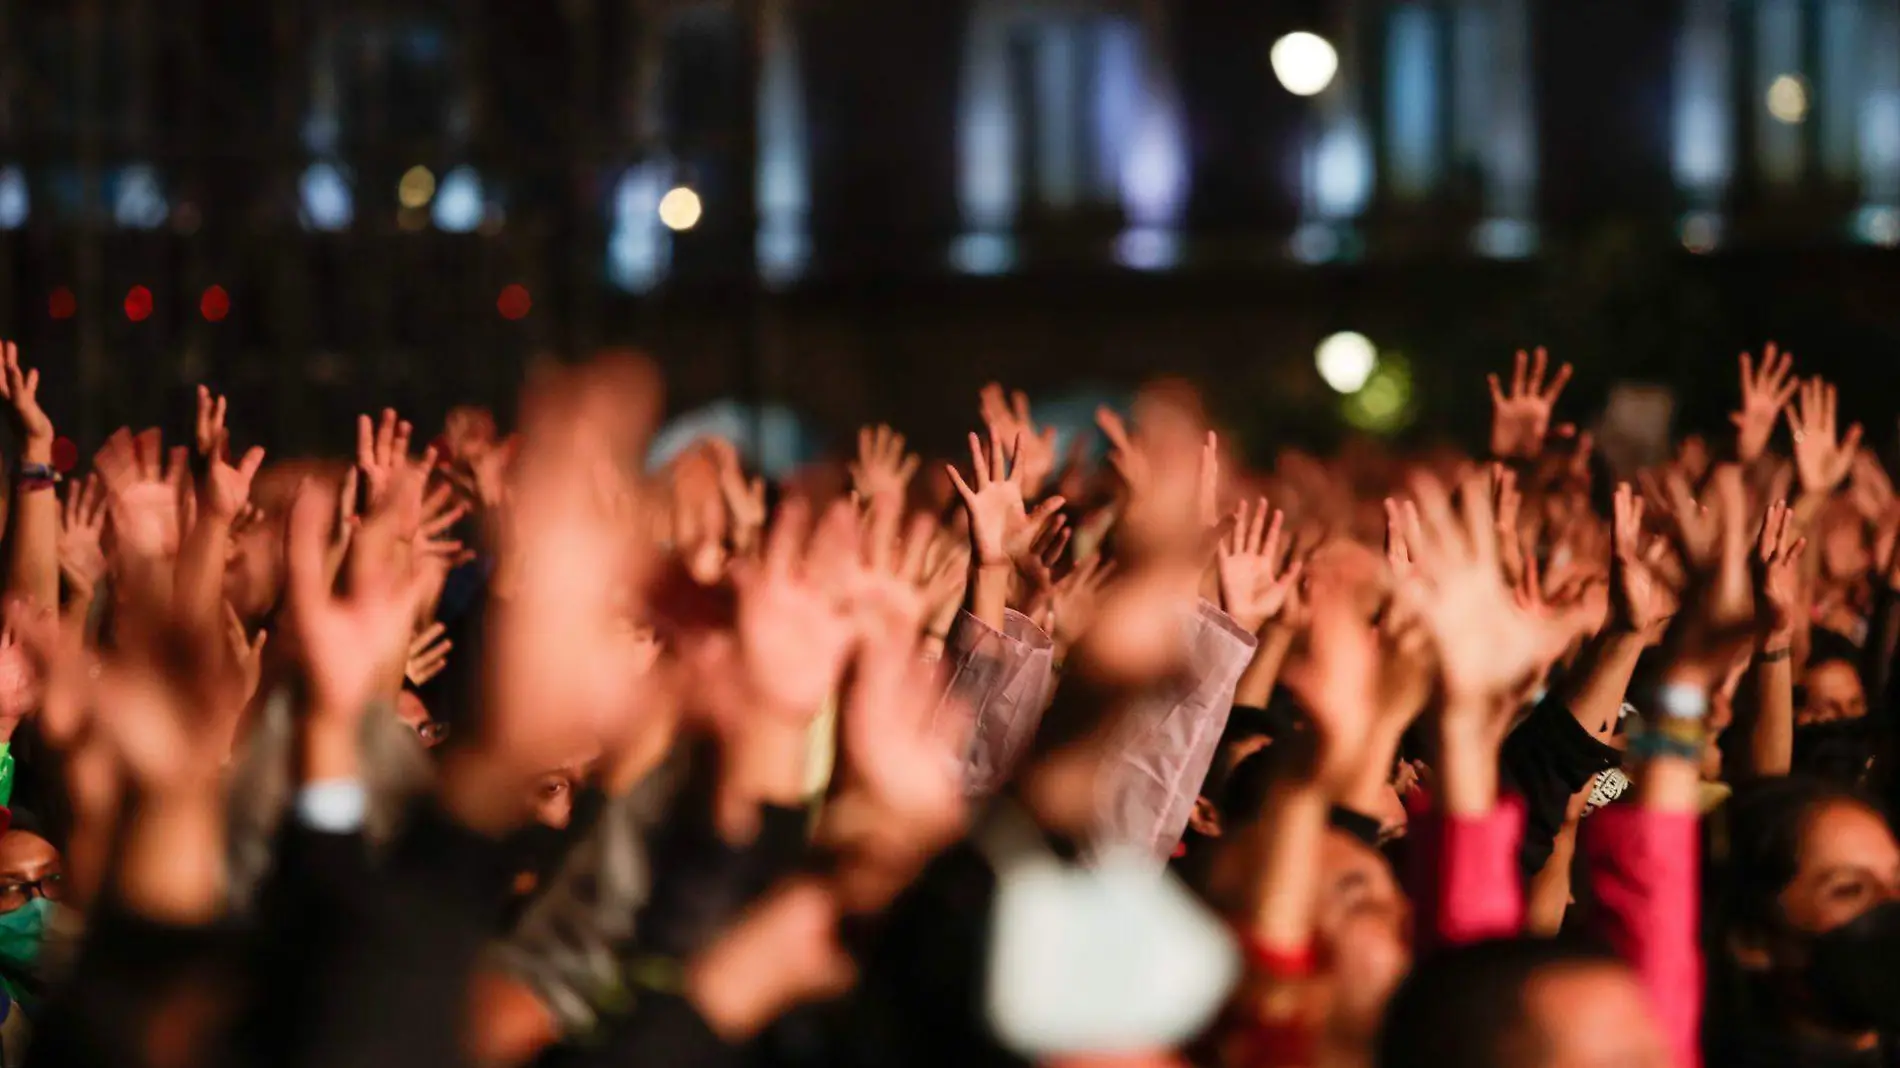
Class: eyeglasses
0,872,64,912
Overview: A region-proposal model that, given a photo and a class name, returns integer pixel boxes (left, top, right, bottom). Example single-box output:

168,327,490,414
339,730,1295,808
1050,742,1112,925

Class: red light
51,437,79,474
497,283,531,321
200,285,230,322
124,285,154,322
48,287,76,320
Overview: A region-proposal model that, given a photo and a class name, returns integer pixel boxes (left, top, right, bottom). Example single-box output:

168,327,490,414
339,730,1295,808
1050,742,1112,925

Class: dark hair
1712,777,1882,940
1376,936,1622,1068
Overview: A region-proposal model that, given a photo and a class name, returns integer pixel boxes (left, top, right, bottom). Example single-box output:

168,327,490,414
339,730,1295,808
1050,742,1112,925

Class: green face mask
0,898,54,973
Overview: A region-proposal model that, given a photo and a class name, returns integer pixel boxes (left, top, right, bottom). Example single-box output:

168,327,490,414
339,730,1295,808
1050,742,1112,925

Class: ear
1188,797,1221,838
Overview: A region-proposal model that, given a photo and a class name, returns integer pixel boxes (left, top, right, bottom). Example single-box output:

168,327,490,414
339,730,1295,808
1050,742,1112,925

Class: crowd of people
0,334,1892,1068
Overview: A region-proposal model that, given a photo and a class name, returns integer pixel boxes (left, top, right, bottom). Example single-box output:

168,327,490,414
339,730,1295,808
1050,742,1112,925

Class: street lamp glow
1271,32,1339,97
1316,331,1377,393
658,186,703,231
1766,74,1809,124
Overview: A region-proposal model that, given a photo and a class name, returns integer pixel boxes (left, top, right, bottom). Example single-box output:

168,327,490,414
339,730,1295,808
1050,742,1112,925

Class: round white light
1270,32,1339,97
1766,74,1808,125
658,186,703,232
1316,331,1377,394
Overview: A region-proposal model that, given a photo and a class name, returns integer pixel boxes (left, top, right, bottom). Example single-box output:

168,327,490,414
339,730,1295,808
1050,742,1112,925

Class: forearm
1562,631,1646,736
1744,641,1796,780
1525,821,1578,936
967,562,1009,634
6,451,59,609
1233,624,1294,710
1340,716,1409,825
115,785,228,926
1244,783,1329,953
174,512,233,631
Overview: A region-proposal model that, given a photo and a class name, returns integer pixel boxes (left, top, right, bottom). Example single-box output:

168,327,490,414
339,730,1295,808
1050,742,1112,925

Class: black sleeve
31,905,239,1068
278,800,516,1068
1499,696,1621,879
531,992,741,1068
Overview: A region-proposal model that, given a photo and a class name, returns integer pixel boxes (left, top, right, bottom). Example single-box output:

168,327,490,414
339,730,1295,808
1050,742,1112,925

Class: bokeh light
1315,331,1377,393
399,165,437,209
124,285,153,322
658,186,703,232
1766,74,1808,125
1270,32,1339,97
497,284,532,320
47,287,76,320
200,285,231,322
1342,353,1417,433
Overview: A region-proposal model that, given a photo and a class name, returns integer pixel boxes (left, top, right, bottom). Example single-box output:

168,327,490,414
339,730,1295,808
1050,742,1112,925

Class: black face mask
1804,900,1900,1034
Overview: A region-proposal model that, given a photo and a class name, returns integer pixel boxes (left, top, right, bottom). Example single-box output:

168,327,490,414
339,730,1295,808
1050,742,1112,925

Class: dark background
0,1,1897,467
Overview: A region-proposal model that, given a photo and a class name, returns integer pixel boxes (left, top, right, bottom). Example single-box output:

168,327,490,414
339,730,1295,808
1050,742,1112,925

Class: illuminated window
0,166,26,230
956,1,1186,273
608,164,671,293
756,0,810,286
1673,0,1734,202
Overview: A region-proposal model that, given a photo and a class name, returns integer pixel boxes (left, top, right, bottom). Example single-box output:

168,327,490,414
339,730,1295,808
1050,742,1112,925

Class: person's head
1378,937,1668,1068
1720,778,1900,1037
0,825,67,985
1796,658,1866,727
1202,749,1411,1050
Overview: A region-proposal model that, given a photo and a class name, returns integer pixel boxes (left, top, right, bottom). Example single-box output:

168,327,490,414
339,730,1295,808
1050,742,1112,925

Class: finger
134,427,163,481
1840,423,1865,462
1738,351,1755,393
1487,373,1507,409
236,445,266,483
1011,389,1032,427
1511,349,1528,397
285,479,333,616
945,464,975,505
1044,525,1072,567
1248,496,1270,555
375,409,397,465
411,621,448,654
1530,346,1549,395
967,432,988,487
356,414,376,467
1261,508,1286,572
1025,495,1067,535
763,496,812,577
1542,361,1573,403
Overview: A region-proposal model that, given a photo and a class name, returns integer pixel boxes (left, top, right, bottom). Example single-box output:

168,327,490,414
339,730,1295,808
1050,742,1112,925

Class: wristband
1629,730,1704,763
1236,931,1316,979
1758,646,1793,663
1656,681,1710,722
16,461,58,490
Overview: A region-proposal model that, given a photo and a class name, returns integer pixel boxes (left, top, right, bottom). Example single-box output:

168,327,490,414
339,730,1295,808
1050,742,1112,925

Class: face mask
1803,900,1900,1034
979,804,1239,1057
0,898,55,973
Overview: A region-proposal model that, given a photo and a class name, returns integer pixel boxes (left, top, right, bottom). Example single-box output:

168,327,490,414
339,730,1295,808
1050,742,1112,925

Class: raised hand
732,499,862,720
57,475,109,598
1609,482,1673,638
1491,463,1526,587
356,407,416,509
0,340,54,457
851,508,956,643
945,432,1064,568
979,384,1058,497
1280,577,1378,789
1487,346,1572,459
406,620,453,687
1215,497,1301,634
1400,471,1575,718
1753,499,1807,643
1787,376,1862,497
849,424,919,509
1384,496,1423,579
94,428,186,562
193,386,266,521
221,601,268,711
1094,406,1150,499
1733,343,1799,463
708,437,768,557
286,477,435,720
1007,506,1068,623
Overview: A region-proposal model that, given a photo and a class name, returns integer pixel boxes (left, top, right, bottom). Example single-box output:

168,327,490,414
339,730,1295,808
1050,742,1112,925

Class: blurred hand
1011,508,1069,621
221,602,268,711
1487,347,1572,460
1753,499,1807,643
1049,552,1113,659
708,437,768,557
981,384,1058,498
1788,377,1862,498
1215,497,1302,634
94,428,188,563
57,474,109,598
1609,482,1674,638
0,340,53,457
1733,344,1798,464
849,424,919,510
355,408,416,509
733,499,861,720
406,620,453,687
194,386,267,522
